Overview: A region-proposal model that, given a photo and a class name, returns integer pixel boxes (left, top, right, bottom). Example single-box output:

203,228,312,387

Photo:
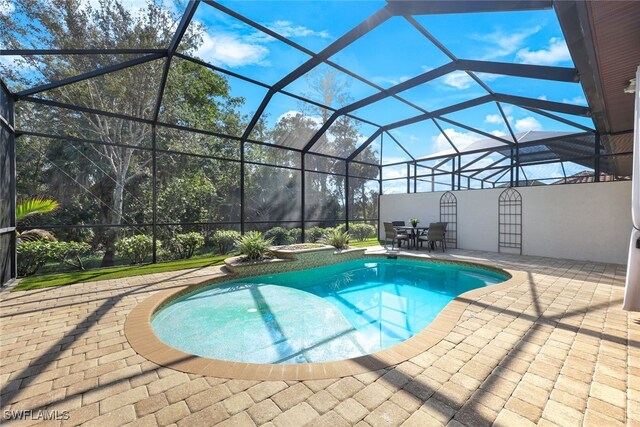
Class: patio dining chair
383,222,409,249
418,222,447,252
391,221,406,227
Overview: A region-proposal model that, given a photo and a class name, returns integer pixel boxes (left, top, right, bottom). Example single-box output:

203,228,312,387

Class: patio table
394,225,429,249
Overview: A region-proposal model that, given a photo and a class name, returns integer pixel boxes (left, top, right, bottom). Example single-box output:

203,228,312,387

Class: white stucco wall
380,181,632,265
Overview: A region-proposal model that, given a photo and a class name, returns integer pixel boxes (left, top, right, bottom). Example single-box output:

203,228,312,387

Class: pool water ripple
151,258,508,364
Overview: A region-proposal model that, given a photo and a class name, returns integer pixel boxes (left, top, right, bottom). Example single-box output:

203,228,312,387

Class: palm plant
322,227,350,249
16,197,60,223
16,197,60,241
235,231,273,261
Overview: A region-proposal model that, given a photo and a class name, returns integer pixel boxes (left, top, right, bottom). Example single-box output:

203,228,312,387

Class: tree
3,0,247,265
301,67,380,225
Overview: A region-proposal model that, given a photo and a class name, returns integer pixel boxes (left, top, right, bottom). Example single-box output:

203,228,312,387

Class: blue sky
2,0,595,185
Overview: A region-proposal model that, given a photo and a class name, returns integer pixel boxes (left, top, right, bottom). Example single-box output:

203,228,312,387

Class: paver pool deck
1,248,638,426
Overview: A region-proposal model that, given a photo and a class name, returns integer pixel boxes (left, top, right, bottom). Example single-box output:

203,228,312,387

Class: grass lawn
14,255,228,291
349,238,382,248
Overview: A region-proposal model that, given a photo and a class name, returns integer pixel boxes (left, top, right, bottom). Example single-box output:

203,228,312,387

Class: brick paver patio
1,248,638,426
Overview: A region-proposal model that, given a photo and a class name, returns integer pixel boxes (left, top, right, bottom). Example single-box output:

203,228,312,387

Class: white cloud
433,128,481,152
382,156,411,165
469,155,500,169
501,105,514,115
537,95,548,101
475,26,541,60
382,179,408,194
515,116,542,132
516,37,571,65
196,32,269,68
0,55,21,68
0,55,38,77
0,0,14,16
79,0,171,16
562,96,587,105
371,75,412,86
485,115,514,132
277,110,300,122
443,71,474,89
441,71,500,90
265,20,331,39
485,114,503,125
382,166,407,180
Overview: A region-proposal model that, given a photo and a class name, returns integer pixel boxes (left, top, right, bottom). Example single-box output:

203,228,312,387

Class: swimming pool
151,257,508,364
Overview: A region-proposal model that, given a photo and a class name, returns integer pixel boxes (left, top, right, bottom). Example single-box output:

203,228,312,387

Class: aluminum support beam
436,116,514,146
386,1,553,15
384,131,415,161
16,53,165,98
521,106,595,132
386,95,495,131
458,59,578,82
347,128,384,162
495,93,591,116
2,49,167,55
153,1,199,122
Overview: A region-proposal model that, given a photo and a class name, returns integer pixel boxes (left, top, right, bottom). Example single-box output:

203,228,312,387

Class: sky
2,0,596,188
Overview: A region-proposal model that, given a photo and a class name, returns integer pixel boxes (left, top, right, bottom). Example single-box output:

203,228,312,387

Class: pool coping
124,255,529,381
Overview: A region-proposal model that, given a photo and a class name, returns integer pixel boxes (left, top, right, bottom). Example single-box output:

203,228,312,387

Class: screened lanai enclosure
0,0,636,284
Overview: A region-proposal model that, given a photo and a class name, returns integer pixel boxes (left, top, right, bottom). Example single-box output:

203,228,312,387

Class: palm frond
18,229,58,242
16,198,60,223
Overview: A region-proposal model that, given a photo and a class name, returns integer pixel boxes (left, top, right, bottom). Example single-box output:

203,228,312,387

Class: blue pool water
151,258,508,364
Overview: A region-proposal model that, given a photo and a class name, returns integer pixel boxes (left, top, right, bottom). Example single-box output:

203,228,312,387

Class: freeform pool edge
124,254,527,380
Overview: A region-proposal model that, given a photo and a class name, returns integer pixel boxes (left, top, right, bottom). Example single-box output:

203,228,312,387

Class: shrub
115,235,154,264
305,226,326,243
289,228,302,243
165,232,205,259
349,223,376,241
322,227,350,249
211,230,241,254
50,241,91,271
235,231,273,261
17,240,92,276
264,227,294,246
17,240,54,276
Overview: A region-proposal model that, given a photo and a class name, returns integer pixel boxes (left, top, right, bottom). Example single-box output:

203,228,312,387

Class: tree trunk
361,183,367,220
101,179,125,267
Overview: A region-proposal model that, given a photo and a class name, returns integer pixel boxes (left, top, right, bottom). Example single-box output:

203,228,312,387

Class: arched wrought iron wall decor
498,188,523,255
439,191,457,249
